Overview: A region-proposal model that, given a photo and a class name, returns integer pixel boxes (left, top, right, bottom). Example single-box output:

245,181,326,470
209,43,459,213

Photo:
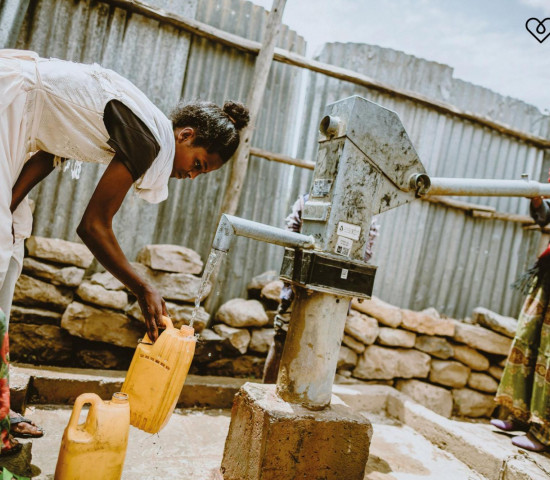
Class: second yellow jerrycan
54,392,130,480
121,315,196,433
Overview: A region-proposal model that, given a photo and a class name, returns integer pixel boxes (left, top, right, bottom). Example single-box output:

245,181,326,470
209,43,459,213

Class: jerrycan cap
111,392,129,404
179,325,195,337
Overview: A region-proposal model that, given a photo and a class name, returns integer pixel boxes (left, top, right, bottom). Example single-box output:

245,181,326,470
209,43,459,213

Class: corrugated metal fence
2,1,549,319
1,0,306,311
296,43,550,319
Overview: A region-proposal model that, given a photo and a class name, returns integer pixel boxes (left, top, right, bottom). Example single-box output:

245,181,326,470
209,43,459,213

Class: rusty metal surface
5,0,305,310
297,43,550,319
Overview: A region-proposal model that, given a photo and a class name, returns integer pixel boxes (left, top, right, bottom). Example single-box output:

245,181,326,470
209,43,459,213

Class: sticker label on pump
337,221,361,241
335,236,353,256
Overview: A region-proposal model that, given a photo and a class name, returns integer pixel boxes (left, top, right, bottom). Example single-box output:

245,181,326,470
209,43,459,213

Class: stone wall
10,237,210,370
207,271,517,420
11,237,516,419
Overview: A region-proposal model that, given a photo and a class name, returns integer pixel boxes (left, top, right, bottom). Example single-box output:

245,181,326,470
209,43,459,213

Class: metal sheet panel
297,43,550,319
8,0,305,311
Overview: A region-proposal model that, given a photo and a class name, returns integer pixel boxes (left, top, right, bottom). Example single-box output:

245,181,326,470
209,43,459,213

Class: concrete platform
9,365,550,479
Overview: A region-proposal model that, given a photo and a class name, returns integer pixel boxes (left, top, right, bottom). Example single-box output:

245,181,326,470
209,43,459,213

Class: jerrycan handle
67,392,102,431
140,315,174,344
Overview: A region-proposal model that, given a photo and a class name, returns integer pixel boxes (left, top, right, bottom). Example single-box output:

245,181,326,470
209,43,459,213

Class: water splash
190,249,227,328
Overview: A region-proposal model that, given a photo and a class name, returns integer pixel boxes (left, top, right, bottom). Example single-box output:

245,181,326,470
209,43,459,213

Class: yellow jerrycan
54,392,130,480
121,315,196,433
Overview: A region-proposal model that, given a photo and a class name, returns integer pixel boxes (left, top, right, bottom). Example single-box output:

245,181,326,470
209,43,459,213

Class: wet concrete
26,406,486,479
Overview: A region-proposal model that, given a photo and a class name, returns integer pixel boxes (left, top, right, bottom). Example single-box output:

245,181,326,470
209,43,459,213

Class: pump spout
212,214,316,253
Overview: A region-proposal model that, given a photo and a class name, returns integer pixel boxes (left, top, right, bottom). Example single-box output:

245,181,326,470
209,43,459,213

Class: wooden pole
204,0,287,315
217,0,287,218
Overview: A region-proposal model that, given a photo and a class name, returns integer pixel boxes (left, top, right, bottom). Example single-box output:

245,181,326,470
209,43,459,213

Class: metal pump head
301,95,426,263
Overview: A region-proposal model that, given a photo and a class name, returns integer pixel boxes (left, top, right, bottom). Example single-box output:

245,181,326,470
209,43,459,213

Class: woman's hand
136,285,168,342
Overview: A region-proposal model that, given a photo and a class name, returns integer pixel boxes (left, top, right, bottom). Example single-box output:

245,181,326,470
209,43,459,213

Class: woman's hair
170,100,250,163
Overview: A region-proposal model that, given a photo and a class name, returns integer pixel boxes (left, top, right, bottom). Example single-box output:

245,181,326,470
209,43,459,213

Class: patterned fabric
0,310,10,451
495,286,550,445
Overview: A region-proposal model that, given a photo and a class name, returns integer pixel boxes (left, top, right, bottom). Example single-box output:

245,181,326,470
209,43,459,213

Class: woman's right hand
135,285,168,342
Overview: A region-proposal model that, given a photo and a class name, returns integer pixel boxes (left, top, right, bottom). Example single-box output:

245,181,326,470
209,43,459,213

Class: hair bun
223,101,250,131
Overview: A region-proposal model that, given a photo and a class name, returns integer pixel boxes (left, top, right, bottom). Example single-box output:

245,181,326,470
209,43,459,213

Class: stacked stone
344,297,514,419
208,270,517,419
193,271,280,378
10,237,211,370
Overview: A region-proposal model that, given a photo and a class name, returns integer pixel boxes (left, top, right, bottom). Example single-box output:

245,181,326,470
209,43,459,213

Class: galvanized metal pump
213,95,550,411
216,95,550,480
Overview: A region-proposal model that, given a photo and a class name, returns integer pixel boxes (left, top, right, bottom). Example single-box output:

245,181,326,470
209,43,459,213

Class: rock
488,366,504,381
26,236,94,268
261,280,284,302
430,360,470,388
90,271,125,291
126,301,209,333
453,320,512,355
351,296,401,328
216,298,269,328
451,344,490,371
9,369,30,413
249,328,275,354
213,324,251,355
22,257,85,287
415,336,454,359
396,379,453,418
76,281,128,310
377,327,416,348
353,345,431,380
136,244,203,274
194,329,224,363
247,270,278,298
401,309,455,336
338,345,358,370
343,334,366,354
76,348,130,369
9,323,74,364
131,262,210,302
9,305,62,325
13,274,73,312
452,388,496,417
205,355,265,378
61,302,143,348
468,372,498,393
472,307,517,338
345,310,379,345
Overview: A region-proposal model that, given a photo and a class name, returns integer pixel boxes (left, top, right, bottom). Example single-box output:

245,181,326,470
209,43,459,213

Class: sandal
490,418,528,432
9,414,43,439
511,433,548,452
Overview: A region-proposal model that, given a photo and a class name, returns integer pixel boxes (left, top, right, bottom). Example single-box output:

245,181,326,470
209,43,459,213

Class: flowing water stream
190,248,227,328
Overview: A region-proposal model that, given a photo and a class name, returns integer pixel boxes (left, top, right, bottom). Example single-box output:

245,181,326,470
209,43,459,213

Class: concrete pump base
221,383,372,480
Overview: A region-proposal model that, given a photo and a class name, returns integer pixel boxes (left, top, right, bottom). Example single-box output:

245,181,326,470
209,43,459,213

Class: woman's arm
77,156,167,341
10,151,55,213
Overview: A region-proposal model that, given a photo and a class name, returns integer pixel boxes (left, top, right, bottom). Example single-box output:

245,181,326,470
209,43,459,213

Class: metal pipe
422,177,550,197
212,214,316,253
277,287,351,410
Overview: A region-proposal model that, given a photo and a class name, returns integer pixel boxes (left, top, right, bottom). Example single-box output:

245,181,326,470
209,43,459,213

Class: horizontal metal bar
212,214,316,252
426,178,550,197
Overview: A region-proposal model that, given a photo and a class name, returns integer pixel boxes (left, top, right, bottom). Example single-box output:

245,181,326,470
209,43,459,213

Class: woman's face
171,127,223,179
